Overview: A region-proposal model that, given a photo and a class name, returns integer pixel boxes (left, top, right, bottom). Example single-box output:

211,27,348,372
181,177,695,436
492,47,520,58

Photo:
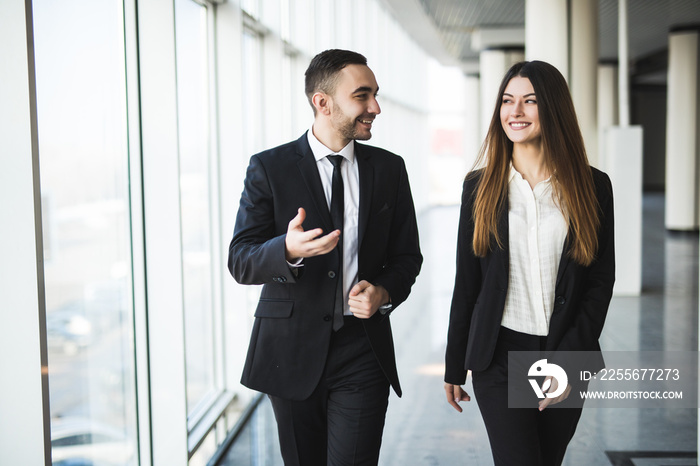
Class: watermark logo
509,351,698,408
528,359,568,399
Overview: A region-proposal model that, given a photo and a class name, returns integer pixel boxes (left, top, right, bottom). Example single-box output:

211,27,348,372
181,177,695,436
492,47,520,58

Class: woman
443,60,615,465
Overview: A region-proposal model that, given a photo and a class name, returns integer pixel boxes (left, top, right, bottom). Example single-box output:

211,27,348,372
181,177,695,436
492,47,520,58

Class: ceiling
381,0,700,80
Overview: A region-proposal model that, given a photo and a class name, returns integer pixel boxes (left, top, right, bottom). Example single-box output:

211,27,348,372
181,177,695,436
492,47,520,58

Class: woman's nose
511,101,523,116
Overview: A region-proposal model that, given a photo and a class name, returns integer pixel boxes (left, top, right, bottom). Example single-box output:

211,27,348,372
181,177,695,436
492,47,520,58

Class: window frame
0,1,51,464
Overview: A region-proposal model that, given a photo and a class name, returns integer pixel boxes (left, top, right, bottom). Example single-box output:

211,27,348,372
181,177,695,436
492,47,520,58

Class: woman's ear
312,92,332,116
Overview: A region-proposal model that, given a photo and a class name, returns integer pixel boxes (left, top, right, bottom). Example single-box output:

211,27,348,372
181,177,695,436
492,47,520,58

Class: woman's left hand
538,375,571,411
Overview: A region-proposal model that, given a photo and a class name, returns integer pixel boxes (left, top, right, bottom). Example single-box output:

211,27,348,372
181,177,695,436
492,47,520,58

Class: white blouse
501,166,568,336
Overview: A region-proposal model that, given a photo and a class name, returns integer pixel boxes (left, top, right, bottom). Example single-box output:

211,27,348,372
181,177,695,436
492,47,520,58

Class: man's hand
285,208,340,261
444,383,471,413
348,281,389,319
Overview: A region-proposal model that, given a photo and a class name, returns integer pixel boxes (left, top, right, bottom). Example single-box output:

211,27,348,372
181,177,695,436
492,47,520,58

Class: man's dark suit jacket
445,167,615,385
229,132,423,401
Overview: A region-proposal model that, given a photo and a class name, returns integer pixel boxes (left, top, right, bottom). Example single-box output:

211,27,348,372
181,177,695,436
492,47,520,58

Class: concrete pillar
479,48,524,140
605,0,642,295
605,126,643,295
526,0,599,163
464,73,481,168
597,63,619,170
618,0,631,127
570,0,599,165
665,29,700,231
525,0,568,81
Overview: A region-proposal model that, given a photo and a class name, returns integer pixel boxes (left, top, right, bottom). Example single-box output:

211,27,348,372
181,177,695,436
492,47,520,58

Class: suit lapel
555,234,573,287
295,134,334,232
496,196,510,287
355,143,374,248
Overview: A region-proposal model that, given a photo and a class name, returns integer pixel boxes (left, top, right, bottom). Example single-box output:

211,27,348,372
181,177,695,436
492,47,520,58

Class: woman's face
500,76,541,147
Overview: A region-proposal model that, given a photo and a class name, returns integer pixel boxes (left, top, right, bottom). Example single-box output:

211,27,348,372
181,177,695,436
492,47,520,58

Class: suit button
323,314,332,322
328,271,336,279
273,276,287,283
555,296,566,305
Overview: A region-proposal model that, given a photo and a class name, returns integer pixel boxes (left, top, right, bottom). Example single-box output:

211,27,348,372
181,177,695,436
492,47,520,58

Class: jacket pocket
373,202,392,218
254,299,294,318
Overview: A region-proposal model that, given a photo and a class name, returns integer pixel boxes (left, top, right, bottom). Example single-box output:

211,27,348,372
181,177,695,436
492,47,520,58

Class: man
228,49,422,465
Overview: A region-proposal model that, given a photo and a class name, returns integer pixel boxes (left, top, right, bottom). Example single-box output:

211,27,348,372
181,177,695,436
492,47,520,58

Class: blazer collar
496,196,510,287
355,142,373,248
295,133,334,232
294,133,373,246
555,234,573,287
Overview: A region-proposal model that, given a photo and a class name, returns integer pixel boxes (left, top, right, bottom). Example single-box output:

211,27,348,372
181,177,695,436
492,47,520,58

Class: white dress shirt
307,128,360,315
501,166,568,336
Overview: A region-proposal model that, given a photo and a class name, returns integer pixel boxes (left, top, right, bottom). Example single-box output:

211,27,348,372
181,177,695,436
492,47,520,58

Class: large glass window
289,0,314,55
33,0,138,464
239,25,265,358
240,0,260,19
281,52,293,140
174,0,218,421
242,28,265,155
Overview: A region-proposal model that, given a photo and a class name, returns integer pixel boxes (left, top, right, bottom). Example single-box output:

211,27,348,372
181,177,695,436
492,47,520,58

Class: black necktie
328,155,344,331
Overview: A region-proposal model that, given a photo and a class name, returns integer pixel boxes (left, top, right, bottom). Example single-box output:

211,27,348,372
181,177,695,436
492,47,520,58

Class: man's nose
369,97,381,115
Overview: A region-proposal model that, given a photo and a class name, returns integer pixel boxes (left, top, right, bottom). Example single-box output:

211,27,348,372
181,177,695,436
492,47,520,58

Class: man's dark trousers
268,316,389,466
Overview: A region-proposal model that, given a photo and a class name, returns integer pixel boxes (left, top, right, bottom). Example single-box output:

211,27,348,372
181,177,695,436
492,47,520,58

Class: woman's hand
444,383,471,413
538,375,571,411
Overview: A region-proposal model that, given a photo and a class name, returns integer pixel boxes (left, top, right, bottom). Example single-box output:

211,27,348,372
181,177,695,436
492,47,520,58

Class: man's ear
312,92,332,116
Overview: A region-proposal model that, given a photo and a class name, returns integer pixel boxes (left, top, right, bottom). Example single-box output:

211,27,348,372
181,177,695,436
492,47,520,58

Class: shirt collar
509,163,552,185
307,127,356,164
509,164,518,183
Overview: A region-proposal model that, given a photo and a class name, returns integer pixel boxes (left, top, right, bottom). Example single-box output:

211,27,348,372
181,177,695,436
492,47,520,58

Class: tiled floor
218,193,698,465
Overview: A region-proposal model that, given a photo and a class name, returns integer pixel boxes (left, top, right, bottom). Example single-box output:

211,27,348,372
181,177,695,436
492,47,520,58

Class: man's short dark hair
304,49,368,113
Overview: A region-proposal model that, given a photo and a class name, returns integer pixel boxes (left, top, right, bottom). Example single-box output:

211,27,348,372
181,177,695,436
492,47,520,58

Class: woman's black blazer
445,167,615,385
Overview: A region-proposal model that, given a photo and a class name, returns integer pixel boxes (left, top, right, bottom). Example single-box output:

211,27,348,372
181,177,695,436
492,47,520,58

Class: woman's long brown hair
472,61,600,266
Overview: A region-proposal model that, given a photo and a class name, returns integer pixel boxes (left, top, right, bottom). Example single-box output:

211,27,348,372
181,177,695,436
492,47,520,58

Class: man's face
328,64,381,143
